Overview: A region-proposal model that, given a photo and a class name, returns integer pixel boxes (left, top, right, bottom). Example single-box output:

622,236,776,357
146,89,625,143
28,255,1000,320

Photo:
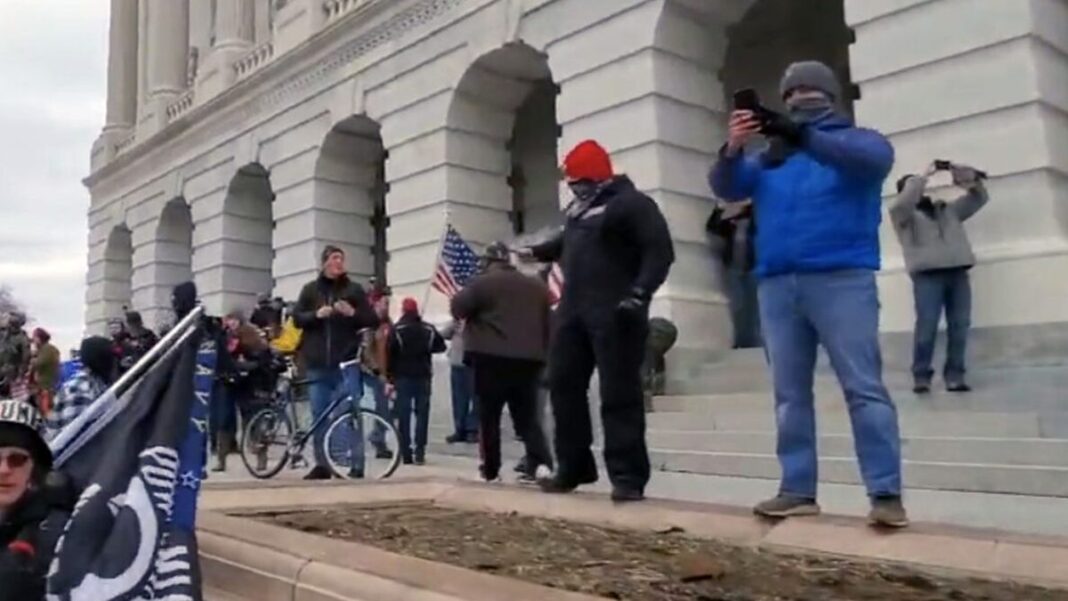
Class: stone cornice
85,0,463,197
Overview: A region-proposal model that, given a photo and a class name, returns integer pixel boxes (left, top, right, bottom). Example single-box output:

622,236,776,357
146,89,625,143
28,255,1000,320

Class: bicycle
238,358,401,480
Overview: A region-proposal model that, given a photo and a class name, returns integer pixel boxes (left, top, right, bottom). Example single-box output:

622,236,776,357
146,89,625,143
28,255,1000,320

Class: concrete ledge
199,479,1068,599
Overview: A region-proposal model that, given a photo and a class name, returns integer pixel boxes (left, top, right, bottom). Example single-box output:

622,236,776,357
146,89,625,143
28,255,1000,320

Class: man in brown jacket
451,242,553,482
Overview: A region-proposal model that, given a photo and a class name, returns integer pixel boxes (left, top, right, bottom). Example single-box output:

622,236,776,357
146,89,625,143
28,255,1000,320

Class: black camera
934,159,988,180
733,88,776,127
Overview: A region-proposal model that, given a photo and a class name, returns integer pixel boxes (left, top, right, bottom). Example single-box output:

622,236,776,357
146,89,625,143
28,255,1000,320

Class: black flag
46,330,203,601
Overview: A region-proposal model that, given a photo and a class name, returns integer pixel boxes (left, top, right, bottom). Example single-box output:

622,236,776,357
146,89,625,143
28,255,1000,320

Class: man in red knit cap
516,139,674,502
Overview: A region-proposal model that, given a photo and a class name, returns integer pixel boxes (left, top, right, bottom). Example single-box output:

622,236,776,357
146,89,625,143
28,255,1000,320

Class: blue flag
46,328,204,601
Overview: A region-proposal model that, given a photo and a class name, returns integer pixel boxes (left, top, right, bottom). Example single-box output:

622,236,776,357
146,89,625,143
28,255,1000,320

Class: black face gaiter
568,179,602,202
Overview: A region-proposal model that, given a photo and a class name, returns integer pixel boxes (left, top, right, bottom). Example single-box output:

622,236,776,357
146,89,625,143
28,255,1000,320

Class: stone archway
146,198,194,324
220,163,275,308
446,42,561,245
309,115,388,288
101,223,133,322
721,0,853,116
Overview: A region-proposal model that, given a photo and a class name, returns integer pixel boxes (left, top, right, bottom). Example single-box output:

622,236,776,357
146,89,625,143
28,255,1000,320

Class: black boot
302,465,333,480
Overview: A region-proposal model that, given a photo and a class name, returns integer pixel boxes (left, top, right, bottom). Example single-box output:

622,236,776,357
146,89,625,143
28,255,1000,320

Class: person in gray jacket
891,161,989,393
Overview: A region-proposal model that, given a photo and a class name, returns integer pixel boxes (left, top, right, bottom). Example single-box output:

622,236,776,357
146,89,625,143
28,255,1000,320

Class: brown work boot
753,495,821,518
869,496,909,528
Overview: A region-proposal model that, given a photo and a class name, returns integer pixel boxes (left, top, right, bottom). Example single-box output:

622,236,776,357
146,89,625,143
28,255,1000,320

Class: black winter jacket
293,273,378,370
532,175,675,316
0,491,69,601
387,313,446,381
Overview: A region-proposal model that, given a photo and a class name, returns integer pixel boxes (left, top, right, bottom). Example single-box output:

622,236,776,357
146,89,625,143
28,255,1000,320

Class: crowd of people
2,63,1000,592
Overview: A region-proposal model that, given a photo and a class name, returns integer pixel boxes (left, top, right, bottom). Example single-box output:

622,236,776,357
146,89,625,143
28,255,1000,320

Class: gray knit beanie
779,61,841,100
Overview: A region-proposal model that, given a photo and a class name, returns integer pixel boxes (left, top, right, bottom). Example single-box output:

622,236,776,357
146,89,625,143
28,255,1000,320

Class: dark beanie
0,400,51,471
780,60,841,100
321,245,345,265
171,281,198,319
80,336,116,381
125,310,144,328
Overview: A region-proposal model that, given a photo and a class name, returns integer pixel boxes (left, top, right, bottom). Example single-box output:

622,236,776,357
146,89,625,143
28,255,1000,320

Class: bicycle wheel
323,408,401,480
240,407,294,479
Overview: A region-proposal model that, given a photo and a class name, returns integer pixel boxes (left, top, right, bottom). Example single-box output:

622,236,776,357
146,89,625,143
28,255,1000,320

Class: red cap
8,540,35,558
402,297,418,314
562,140,613,182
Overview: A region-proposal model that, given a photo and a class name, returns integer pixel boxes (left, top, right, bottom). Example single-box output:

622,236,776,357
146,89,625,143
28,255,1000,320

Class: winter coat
32,343,60,392
531,175,675,317
0,328,30,392
710,112,894,278
890,175,988,274
387,313,446,381
0,490,68,601
293,273,378,371
451,263,551,363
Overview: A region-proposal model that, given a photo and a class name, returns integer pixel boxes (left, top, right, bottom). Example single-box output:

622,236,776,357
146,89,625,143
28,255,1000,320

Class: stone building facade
85,0,1068,379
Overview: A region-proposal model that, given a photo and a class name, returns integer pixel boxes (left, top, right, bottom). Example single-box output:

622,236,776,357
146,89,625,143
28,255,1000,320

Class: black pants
549,310,650,491
471,354,552,480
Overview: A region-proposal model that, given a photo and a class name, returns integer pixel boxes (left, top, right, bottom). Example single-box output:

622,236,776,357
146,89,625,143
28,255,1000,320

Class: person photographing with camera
711,61,907,527
892,161,989,394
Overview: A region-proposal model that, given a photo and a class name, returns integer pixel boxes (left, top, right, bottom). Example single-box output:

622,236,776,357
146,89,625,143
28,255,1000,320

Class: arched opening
313,115,387,287
722,0,853,116
155,197,194,289
103,224,133,318
222,163,275,303
448,43,561,243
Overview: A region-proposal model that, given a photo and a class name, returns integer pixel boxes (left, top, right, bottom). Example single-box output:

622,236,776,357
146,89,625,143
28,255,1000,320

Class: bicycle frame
282,359,367,454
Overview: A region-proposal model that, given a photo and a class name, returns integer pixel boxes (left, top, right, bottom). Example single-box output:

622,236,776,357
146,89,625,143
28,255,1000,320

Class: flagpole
424,205,451,312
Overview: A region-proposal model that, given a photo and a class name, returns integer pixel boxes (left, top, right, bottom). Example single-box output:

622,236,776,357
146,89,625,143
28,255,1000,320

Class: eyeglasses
0,451,31,469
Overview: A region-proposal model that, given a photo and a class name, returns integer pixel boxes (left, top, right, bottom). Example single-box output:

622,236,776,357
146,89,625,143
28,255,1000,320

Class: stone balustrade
324,0,377,23
235,41,275,81
165,89,196,122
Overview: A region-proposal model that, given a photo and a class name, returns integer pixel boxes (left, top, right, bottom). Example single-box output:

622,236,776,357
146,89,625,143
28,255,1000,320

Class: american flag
432,225,480,298
547,263,564,308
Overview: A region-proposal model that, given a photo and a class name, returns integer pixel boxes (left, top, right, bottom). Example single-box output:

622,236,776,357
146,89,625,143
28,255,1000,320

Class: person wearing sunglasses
0,398,65,601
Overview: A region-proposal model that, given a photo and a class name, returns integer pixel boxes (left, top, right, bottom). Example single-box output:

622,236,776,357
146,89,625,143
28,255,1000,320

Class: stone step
644,409,1068,438
644,430,1068,467
429,424,1068,468
424,441,1068,497
670,358,1068,399
653,387,1068,415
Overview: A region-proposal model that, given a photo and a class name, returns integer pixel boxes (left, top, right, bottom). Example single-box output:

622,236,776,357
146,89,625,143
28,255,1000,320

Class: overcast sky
0,1,108,356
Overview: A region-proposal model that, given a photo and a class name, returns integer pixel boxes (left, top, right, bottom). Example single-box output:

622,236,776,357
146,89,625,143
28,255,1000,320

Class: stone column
145,0,190,102
104,0,139,132
195,0,255,101
214,0,255,51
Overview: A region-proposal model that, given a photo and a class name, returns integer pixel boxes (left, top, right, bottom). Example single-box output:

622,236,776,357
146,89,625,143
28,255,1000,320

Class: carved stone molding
89,0,465,190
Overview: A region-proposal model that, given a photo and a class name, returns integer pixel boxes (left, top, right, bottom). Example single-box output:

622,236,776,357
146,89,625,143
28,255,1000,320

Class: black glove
616,287,651,317
761,111,804,146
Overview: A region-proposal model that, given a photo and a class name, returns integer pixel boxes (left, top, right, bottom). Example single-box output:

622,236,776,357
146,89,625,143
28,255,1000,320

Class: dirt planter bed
197,479,1068,601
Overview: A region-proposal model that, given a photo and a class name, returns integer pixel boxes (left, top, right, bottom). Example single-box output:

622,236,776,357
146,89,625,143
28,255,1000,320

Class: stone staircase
425,350,1068,498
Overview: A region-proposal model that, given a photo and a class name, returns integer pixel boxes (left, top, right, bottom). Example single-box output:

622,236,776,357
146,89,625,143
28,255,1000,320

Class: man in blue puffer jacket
710,61,906,528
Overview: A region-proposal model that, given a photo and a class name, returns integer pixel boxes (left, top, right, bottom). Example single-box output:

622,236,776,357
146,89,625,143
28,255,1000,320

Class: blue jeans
307,366,364,469
364,374,391,448
758,270,902,499
450,365,478,436
394,377,431,457
911,268,971,382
